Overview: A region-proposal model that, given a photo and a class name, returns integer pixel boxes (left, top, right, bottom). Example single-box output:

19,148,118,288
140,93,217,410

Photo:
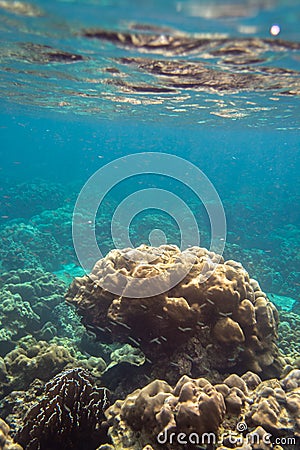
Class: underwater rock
15,368,110,450
0,418,22,450
66,244,283,382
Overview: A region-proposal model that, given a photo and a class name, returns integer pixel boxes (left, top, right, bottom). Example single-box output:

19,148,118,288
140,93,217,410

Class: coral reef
1,335,109,396
66,244,283,383
3,336,76,392
0,340,110,437
0,379,45,436
0,285,39,355
30,206,74,250
277,311,300,368
0,267,105,362
0,223,63,272
0,180,68,221
268,293,296,312
246,369,300,437
224,241,300,299
15,368,110,450
103,369,300,450
107,344,145,369
222,193,300,298
0,418,22,450
0,269,66,354
103,376,225,449
101,344,147,395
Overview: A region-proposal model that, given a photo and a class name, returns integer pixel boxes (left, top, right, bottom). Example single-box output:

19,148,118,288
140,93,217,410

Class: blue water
0,0,300,447
1,109,299,295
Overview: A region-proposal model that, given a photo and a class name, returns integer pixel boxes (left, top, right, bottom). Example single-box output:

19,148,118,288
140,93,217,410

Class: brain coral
15,367,110,450
66,245,283,380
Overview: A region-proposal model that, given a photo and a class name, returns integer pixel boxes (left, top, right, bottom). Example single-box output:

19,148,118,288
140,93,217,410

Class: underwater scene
0,0,300,449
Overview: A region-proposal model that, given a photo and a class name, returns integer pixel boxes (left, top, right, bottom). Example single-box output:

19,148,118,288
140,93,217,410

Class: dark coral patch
15,367,110,450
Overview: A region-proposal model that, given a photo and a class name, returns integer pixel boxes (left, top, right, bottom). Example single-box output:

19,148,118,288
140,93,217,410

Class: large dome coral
66,245,283,383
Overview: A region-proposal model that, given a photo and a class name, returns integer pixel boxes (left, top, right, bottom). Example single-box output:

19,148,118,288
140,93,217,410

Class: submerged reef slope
0,269,66,354
0,223,64,272
0,181,68,221
66,244,283,384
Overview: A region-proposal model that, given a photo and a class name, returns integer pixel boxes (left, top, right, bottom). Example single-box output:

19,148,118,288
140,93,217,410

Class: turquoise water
0,1,300,449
